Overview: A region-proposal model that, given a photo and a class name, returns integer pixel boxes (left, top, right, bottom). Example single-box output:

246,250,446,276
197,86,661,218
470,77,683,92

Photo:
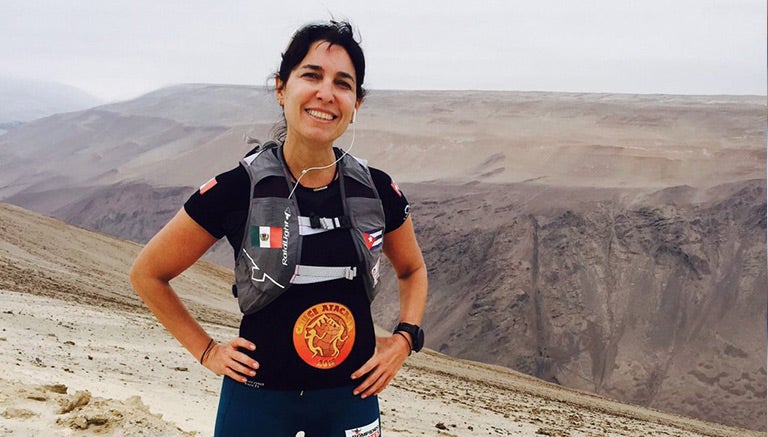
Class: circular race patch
293,302,355,369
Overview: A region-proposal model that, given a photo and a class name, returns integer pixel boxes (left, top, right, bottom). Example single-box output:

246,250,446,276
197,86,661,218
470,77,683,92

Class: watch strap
393,331,413,355
394,322,424,353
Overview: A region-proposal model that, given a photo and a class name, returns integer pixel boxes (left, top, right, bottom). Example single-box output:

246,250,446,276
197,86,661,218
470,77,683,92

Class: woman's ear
275,76,285,106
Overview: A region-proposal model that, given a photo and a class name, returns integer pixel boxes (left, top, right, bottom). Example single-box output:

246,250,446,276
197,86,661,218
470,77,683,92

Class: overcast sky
2,0,765,101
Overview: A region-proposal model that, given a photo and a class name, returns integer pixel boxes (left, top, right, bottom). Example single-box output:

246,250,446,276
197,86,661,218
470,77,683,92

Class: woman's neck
282,138,338,188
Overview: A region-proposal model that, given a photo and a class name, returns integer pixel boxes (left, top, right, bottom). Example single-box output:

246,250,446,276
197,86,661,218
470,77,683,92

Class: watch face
414,327,425,351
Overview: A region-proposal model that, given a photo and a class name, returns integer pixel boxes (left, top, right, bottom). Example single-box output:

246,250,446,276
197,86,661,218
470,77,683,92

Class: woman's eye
336,81,353,90
302,72,320,79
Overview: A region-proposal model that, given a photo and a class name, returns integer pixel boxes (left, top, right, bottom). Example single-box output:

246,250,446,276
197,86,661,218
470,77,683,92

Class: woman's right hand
202,337,260,383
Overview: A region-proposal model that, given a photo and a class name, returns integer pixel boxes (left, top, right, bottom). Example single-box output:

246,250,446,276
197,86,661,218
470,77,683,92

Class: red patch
293,302,355,369
390,181,402,198
199,177,217,195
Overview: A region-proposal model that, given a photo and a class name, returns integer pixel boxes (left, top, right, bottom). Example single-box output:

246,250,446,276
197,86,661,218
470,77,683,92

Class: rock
44,384,68,394
1,407,37,419
58,390,91,414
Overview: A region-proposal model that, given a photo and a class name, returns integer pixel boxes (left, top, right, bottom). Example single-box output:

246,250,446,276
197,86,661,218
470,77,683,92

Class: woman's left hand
350,334,411,398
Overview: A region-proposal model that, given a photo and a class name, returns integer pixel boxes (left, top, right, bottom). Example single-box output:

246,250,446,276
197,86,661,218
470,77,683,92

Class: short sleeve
370,167,410,233
184,165,250,241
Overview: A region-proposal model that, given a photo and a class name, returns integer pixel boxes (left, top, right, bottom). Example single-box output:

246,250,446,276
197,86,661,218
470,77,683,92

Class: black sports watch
393,322,424,353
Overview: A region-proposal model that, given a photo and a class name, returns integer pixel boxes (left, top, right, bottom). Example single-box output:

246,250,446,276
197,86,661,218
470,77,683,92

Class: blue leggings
214,377,381,436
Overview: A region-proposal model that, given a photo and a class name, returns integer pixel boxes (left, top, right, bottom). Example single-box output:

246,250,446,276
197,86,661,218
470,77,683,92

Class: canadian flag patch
390,181,402,197
199,177,217,195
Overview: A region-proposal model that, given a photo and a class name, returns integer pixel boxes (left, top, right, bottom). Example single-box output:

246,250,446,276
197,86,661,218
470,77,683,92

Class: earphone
288,109,357,200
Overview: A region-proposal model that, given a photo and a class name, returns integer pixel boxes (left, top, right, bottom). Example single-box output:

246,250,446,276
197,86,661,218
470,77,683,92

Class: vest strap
298,215,351,236
290,265,357,284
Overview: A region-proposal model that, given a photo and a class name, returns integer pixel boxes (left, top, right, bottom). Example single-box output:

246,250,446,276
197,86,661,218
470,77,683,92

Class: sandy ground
0,202,763,436
1,287,762,436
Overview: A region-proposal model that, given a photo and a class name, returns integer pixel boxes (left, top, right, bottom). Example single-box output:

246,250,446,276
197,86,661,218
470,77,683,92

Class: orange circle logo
293,302,356,369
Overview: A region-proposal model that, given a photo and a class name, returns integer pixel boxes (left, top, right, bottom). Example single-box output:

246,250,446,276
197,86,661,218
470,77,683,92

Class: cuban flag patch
363,229,383,251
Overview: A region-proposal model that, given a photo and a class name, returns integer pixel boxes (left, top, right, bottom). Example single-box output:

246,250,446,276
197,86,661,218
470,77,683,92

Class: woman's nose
315,79,335,102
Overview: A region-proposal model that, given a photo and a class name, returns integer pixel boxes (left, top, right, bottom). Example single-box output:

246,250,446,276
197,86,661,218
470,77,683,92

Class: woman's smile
305,108,337,121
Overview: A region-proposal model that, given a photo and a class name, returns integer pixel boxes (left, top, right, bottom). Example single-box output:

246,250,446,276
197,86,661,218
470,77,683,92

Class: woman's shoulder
367,166,406,199
184,164,250,227
218,163,250,186
367,166,394,187
366,166,410,233
176,162,250,243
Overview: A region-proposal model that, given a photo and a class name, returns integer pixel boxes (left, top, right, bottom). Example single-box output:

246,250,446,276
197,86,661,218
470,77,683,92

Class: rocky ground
1,87,765,433
0,203,763,436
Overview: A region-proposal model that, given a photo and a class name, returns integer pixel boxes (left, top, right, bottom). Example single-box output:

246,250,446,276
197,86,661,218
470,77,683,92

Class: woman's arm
351,216,428,398
129,208,259,382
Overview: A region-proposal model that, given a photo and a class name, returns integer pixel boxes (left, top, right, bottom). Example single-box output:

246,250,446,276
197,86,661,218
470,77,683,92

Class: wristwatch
393,322,424,353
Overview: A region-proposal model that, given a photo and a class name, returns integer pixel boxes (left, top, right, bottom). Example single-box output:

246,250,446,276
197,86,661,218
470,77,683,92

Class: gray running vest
233,143,385,315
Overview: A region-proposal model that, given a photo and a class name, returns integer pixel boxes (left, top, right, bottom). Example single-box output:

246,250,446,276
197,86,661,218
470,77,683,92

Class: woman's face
277,40,360,148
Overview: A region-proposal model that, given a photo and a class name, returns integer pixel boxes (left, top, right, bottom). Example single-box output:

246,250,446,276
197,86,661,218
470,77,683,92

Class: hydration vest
232,142,385,315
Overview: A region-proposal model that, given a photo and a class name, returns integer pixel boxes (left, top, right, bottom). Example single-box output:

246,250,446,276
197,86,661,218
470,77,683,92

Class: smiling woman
272,21,367,147
130,19,428,437
277,41,360,171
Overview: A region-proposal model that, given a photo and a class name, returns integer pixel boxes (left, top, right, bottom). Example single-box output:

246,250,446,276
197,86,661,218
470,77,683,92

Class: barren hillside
371,179,767,430
0,85,765,430
0,203,762,436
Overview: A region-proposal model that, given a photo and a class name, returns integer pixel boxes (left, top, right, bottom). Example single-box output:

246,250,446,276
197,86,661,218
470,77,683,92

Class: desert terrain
0,203,763,436
0,86,765,431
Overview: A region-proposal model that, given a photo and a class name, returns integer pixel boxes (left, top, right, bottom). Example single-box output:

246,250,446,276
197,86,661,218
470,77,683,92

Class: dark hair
271,20,366,142
278,20,366,100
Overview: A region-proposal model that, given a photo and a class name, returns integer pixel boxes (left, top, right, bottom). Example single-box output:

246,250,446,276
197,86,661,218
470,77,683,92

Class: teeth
307,109,334,120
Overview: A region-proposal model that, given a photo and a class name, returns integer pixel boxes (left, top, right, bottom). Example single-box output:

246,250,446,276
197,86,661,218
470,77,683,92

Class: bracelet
394,331,413,356
199,338,215,365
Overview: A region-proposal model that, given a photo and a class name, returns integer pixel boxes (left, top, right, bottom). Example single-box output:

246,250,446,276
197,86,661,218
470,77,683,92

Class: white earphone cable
287,114,356,200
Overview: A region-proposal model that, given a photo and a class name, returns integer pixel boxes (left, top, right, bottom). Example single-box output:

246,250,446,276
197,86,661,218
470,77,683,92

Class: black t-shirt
184,156,409,390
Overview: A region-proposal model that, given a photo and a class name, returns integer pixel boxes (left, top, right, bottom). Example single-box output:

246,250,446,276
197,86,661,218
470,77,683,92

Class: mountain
0,202,761,437
0,76,103,127
1,86,763,200
371,178,766,430
0,84,764,430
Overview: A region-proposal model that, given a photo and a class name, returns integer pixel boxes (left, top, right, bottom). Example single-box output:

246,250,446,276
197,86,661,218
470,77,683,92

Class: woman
130,20,428,436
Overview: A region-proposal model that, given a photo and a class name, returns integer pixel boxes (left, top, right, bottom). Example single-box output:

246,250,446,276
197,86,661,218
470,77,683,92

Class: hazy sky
2,0,765,101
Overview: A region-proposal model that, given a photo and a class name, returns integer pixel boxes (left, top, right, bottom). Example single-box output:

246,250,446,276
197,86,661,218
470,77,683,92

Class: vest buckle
345,266,357,280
